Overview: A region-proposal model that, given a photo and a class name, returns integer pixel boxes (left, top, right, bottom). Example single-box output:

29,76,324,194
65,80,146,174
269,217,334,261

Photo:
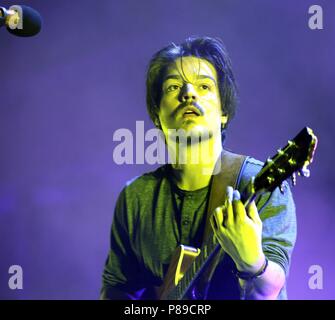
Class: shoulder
238,156,264,189
123,165,168,193
239,155,296,221
243,156,264,175
116,165,169,206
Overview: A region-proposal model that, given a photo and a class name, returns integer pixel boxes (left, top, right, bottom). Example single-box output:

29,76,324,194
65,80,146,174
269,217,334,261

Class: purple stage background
0,0,334,299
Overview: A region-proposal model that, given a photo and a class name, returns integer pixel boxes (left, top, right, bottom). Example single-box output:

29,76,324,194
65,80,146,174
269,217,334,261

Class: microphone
0,5,42,37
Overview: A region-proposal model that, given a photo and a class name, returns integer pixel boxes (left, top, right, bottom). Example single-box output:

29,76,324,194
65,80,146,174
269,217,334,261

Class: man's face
157,56,227,141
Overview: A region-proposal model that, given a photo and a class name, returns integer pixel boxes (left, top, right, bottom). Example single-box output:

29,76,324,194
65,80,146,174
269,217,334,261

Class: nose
180,83,198,103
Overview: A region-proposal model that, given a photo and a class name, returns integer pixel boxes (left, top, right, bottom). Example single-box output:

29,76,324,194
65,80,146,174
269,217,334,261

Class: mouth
182,105,202,118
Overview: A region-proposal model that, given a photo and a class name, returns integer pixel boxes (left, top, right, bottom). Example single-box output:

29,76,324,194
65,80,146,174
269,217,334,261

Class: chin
181,126,214,143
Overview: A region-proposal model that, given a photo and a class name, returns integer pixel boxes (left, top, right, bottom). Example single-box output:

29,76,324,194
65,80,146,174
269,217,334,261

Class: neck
167,135,222,191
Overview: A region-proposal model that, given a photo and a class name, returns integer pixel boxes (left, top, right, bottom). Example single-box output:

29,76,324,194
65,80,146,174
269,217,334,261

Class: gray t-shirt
101,157,297,300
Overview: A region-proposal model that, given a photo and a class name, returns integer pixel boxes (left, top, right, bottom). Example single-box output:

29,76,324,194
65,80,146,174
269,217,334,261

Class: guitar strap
194,149,248,299
203,149,248,241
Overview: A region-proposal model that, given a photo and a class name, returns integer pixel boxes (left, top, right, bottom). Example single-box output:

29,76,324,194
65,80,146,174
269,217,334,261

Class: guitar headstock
254,127,318,194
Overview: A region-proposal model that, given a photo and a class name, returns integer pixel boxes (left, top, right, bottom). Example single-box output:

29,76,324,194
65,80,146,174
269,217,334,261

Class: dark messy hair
146,36,238,144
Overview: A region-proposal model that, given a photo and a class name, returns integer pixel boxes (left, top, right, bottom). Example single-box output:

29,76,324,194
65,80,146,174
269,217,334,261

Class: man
100,36,297,300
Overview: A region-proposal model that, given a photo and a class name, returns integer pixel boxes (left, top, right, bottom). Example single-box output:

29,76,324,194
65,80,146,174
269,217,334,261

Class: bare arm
238,259,285,300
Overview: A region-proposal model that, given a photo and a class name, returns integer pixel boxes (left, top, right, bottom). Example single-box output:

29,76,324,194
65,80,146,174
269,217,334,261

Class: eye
166,84,180,92
200,84,211,90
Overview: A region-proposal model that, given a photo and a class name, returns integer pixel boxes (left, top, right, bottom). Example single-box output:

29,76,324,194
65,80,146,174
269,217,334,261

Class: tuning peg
299,167,310,178
267,176,275,185
277,149,284,156
288,158,297,166
266,158,273,164
291,173,297,186
277,168,285,175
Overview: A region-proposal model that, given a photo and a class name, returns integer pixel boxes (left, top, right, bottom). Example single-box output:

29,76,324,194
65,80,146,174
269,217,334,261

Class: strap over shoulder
202,149,248,242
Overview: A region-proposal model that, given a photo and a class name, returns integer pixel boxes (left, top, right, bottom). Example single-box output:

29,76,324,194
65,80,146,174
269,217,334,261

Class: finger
225,186,234,226
226,186,233,203
246,201,262,224
232,190,246,222
213,206,224,229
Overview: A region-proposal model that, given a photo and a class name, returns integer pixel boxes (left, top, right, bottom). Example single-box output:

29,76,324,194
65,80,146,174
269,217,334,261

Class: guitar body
157,245,200,300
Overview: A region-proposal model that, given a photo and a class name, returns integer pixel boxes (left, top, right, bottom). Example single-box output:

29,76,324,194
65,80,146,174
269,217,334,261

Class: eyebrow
163,74,217,85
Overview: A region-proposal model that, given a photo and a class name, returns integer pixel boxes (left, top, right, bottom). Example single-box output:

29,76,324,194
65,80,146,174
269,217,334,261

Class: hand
210,186,265,274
